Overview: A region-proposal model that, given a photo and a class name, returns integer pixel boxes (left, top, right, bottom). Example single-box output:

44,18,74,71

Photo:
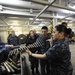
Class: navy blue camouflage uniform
45,38,73,75
27,35,50,75
39,35,50,75
7,35,20,46
26,35,39,73
0,42,9,64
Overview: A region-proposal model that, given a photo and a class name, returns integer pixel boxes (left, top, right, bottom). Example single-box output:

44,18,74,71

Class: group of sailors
0,22,74,75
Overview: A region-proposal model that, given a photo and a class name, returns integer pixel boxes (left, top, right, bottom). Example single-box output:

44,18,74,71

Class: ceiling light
30,9,33,14
68,4,75,9
36,18,39,21
10,21,20,26
29,18,34,20
72,29,74,32
0,5,2,10
9,17,18,18
34,22,39,23
72,5,75,9
39,23,45,26
68,24,73,27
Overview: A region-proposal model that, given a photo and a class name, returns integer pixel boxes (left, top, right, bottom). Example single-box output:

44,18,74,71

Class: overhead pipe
62,14,75,19
23,0,75,12
61,0,75,19
0,9,75,21
30,0,56,25
0,10,62,19
21,0,75,21
3,6,40,12
0,0,75,16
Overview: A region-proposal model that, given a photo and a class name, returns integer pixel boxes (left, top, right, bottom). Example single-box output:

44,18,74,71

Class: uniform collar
53,38,65,45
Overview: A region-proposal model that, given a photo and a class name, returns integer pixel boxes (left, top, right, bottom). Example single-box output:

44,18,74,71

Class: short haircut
62,22,67,25
41,26,48,30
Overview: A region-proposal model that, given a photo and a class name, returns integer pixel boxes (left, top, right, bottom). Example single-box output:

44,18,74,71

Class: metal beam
62,14,75,19
3,6,40,12
0,17,9,25
0,0,75,14
22,0,75,12
1,10,75,21
30,0,56,25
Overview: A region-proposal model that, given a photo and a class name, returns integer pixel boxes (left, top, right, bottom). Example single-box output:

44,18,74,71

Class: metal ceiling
0,0,75,26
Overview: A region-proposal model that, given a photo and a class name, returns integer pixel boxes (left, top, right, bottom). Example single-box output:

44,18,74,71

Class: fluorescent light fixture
29,18,42,21
68,24,73,27
10,26,13,28
68,4,75,9
29,18,34,20
9,17,18,18
16,32,22,36
10,21,20,26
34,22,39,23
0,5,2,10
72,5,75,9
36,18,39,21
39,23,45,26
72,29,75,32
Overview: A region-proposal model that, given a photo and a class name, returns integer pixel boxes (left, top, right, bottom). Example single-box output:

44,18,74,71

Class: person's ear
59,32,64,37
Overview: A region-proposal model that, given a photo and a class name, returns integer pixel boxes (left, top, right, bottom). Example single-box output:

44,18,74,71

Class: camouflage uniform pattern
45,39,73,75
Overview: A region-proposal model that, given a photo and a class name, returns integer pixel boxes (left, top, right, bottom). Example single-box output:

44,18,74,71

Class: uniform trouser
50,69,73,75
40,59,50,75
22,53,32,75
29,56,39,73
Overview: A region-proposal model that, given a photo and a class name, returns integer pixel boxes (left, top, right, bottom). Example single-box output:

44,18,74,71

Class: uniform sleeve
27,37,44,49
26,38,30,46
7,37,10,44
45,45,60,59
17,37,21,45
0,42,6,53
0,47,6,53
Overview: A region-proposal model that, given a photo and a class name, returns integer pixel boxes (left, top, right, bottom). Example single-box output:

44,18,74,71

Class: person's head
33,30,36,34
29,30,35,38
52,24,69,41
62,22,67,27
11,30,15,36
41,26,48,36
